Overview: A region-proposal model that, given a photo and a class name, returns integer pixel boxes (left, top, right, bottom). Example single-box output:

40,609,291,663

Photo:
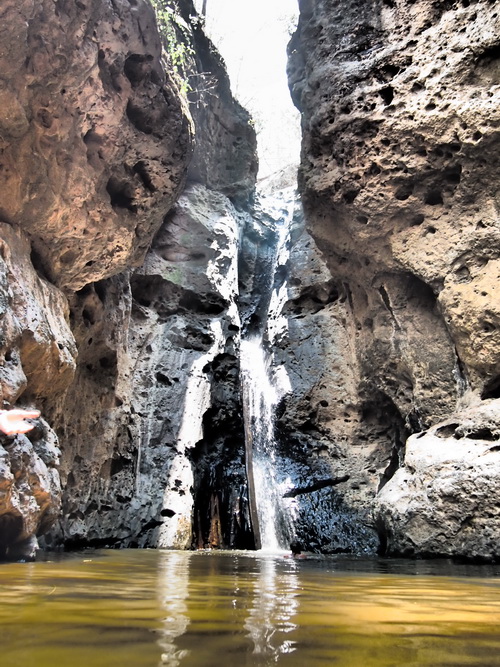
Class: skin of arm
0,409,41,435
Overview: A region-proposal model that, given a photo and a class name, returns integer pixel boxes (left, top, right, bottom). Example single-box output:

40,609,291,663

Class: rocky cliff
287,0,500,558
0,0,194,292
0,0,257,558
1,0,499,563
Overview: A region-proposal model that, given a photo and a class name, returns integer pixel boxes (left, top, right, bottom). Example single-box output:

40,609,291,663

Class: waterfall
240,339,295,551
240,193,296,551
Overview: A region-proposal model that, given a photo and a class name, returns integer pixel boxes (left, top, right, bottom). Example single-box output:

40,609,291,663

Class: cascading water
240,339,295,551
239,193,297,551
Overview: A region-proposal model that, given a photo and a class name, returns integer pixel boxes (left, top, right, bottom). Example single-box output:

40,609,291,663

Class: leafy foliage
150,0,195,97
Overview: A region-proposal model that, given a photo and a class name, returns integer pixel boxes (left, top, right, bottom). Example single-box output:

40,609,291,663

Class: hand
0,409,41,435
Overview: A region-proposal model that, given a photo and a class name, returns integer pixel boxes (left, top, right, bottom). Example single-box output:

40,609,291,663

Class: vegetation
150,0,195,97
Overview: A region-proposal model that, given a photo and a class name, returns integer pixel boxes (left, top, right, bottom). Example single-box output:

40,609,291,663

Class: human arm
0,409,41,435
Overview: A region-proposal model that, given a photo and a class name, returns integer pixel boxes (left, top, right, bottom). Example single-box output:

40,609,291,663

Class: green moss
162,265,183,285
150,0,195,97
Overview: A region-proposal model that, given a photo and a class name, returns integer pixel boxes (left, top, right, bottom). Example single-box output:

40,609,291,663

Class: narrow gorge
0,0,499,563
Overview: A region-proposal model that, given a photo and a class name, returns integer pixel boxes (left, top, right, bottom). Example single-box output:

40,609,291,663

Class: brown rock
289,0,500,395
288,0,500,557
0,223,76,403
0,0,193,291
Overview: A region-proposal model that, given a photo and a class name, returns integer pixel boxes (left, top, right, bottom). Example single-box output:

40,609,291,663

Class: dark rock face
271,195,381,553
45,184,249,550
237,189,380,554
190,351,254,550
288,0,500,559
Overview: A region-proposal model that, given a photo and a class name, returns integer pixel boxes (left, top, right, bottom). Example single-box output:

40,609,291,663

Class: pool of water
1,549,500,666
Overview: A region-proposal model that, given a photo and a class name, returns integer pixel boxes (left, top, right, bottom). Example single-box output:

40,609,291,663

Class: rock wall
0,223,75,557
41,0,259,551
175,0,258,202
239,189,381,554
2,0,499,562
0,0,257,558
46,184,250,550
0,0,192,292
287,0,500,558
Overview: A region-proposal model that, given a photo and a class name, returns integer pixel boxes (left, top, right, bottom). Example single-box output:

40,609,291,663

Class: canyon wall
1,0,500,562
287,0,500,558
0,0,258,557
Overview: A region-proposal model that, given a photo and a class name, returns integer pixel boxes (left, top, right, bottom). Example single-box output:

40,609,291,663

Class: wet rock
271,194,381,551
238,187,380,553
47,184,245,550
190,350,253,550
289,0,500,557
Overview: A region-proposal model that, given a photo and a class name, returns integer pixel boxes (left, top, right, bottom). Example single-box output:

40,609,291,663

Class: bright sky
193,0,301,179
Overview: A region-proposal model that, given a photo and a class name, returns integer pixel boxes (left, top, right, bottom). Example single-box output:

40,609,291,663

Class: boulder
376,399,500,560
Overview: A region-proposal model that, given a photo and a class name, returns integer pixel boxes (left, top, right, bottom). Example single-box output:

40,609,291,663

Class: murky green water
1,550,500,666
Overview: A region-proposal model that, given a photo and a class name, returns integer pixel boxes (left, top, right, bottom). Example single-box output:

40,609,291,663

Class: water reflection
1,550,500,666
157,551,191,666
244,556,299,662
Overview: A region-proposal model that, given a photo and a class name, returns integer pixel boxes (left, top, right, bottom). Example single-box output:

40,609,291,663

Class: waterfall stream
240,195,296,551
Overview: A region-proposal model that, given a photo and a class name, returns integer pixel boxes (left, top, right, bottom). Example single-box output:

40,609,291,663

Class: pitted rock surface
0,0,192,291
289,0,500,394
288,0,500,558
0,420,62,560
1,0,499,562
0,224,73,559
0,0,257,557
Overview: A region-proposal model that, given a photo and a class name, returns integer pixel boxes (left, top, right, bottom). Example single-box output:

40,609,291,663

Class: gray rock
49,184,245,550
0,420,62,560
288,0,500,559
375,399,500,560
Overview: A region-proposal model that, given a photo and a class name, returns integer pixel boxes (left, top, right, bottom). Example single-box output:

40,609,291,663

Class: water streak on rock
240,198,296,551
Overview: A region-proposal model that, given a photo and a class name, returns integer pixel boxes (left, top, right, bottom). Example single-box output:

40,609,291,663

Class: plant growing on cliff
150,0,195,97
